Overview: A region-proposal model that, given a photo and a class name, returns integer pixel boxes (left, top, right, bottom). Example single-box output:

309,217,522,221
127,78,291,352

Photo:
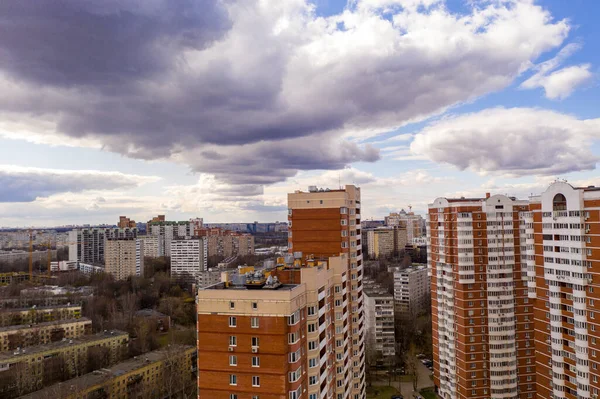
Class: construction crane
47,238,53,278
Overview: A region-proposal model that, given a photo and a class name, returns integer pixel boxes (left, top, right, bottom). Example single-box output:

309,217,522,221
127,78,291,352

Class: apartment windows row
229,355,261,367
229,336,260,347
229,374,260,386
229,316,260,328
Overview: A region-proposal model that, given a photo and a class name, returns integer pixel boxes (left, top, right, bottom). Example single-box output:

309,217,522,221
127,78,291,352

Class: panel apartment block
428,194,535,399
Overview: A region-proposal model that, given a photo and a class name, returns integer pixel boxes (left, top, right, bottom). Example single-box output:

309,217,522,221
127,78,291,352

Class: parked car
391,395,404,399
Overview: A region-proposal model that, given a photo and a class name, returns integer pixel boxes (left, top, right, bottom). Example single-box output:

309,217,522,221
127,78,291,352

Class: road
372,357,434,398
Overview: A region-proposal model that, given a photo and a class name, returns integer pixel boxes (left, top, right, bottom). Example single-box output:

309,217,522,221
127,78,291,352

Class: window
252,336,260,347
308,340,317,350
252,356,260,367
229,316,237,327
309,357,317,368
251,317,259,328
307,306,316,316
230,301,235,309
229,336,237,346
309,376,317,385
308,323,316,333
252,302,258,310
230,395,237,399
229,355,237,366
230,374,237,385
252,376,260,387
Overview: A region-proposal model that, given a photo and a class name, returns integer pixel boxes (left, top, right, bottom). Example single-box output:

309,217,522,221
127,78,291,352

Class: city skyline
0,0,598,227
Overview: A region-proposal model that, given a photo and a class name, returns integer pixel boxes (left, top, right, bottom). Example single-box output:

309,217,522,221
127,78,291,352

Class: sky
0,0,598,227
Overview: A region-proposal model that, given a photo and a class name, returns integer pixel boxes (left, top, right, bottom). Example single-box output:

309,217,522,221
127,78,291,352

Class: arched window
553,194,567,211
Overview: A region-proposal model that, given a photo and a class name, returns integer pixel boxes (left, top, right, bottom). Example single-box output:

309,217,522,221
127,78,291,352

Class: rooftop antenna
338,172,341,190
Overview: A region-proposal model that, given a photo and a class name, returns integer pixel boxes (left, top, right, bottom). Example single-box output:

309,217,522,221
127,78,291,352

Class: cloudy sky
0,0,598,227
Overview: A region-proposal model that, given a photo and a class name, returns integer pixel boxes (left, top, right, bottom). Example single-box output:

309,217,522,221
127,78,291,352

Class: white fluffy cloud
521,43,593,99
0,165,160,202
410,107,600,176
0,0,572,190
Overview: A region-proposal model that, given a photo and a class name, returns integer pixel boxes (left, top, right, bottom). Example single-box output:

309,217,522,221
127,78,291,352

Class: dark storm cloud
0,0,572,189
0,0,230,88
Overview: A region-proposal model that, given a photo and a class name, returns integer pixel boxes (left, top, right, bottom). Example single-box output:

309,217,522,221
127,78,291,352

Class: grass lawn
367,385,401,399
420,387,437,399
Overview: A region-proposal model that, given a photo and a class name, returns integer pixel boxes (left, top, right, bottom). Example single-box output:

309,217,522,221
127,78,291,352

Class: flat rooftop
20,346,194,398
0,330,127,361
0,317,91,333
203,282,298,291
0,303,82,313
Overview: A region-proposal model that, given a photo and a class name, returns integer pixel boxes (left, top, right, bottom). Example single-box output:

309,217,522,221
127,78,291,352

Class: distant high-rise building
170,238,207,282
364,226,407,258
138,235,160,258
147,218,201,257
68,227,137,263
287,185,365,399
195,227,255,258
390,264,429,316
104,238,144,280
386,209,425,242
428,193,534,399
118,216,137,228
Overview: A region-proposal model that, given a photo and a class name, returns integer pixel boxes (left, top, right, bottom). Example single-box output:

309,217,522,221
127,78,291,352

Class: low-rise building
364,281,396,362
49,260,78,272
0,330,129,398
20,346,197,399
0,318,92,352
133,309,170,332
78,262,104,274
391,265,429,316
0,304,82,327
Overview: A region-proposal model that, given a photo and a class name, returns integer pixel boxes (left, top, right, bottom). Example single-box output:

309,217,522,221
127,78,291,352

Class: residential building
195,227,255,258
197,269,224,288
117,216,137,229
0,304,82,327
364,280,396,361
364,226,407,258
287,185,365,399
20,346,197,399
147,218,201,257
524,182,600,399
428,193,534,399
391,265,429,316
78,262,104,274
0,330,129,398
104,238,144,280
50,260,78,272
139,235,160,258
133,309,171,332
170,238,207,282
68,227,137,263
385,209,426,242
0,318,92,352
197,254,350,399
